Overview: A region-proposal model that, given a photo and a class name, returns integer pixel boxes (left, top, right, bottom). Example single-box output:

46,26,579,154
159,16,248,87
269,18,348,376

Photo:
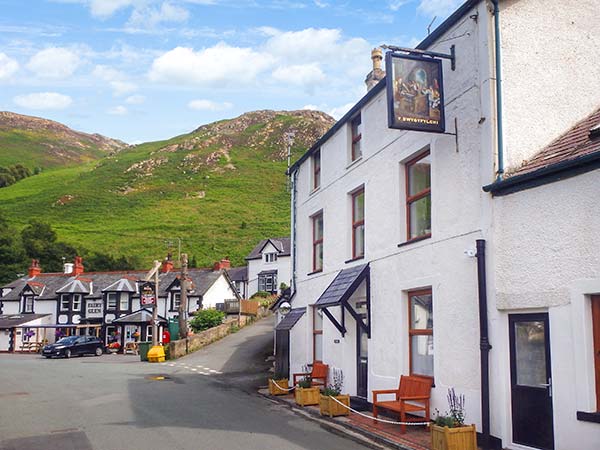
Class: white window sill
346,156,363,170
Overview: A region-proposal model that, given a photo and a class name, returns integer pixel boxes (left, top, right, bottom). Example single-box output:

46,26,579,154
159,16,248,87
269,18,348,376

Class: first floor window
351,114,362,161
172,292,181,311
406,151,431,240
313,306,323,362
119,293,129,311
408,289,433,378
107,292,117,309
72,294,81,311
23,296,34,313
312,149,321,190
60,294,70,311
592,295,600,411
312,212,323,272
264,253,278,263
352,188,365,259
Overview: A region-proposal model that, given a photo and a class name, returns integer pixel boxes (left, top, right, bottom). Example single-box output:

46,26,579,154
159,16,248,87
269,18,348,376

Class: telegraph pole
178,253,189,340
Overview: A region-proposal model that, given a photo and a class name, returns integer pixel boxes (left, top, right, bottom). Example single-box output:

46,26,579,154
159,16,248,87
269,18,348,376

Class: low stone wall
168,318,237,359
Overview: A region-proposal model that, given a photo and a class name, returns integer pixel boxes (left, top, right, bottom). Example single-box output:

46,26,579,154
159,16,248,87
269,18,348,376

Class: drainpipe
476,239,492,450
290,169,298,295
492,0,504,181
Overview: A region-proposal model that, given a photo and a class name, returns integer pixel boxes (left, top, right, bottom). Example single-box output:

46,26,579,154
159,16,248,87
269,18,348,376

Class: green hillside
0,110,334,269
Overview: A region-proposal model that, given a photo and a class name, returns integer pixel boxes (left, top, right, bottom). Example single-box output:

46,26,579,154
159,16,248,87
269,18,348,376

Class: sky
0,0,463,143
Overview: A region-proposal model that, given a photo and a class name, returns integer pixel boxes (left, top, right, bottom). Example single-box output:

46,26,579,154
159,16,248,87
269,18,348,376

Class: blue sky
0,0,462,143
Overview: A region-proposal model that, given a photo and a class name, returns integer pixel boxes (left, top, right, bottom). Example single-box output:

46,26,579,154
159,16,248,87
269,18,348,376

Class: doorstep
258,389,431,450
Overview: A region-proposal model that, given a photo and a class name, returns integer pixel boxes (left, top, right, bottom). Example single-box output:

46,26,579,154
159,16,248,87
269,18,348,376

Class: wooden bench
372,375,433,433
292,362,329,387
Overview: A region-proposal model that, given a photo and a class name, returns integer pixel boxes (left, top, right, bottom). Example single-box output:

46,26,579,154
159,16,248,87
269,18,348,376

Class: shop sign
385,52,445,133
86,301,103,318
140,281,156,306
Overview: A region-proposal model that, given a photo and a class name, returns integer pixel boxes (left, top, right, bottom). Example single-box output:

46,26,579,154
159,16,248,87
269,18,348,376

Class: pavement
0,316,377,450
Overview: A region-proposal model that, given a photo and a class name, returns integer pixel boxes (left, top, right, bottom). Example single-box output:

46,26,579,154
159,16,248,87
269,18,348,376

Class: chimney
365,47,385,91
72,256,84,275
161,253,174,273
213,257,231,271
28,259,41,278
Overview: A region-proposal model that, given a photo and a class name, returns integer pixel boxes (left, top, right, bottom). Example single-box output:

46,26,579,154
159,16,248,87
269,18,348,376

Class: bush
189,309,225,332
250,291,270,299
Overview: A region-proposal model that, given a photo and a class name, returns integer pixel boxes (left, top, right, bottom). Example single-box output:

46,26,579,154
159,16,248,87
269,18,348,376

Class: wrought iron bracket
382,44,456,71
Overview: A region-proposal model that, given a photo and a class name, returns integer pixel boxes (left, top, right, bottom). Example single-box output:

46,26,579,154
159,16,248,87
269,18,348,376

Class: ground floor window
146,325,153,342
408,289,433,378
313,306,323,362
258,273,277,293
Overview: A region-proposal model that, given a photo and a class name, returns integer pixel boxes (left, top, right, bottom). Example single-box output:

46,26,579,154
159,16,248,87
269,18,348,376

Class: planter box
431,424,477,450
295,387,320,406
268,378,290,396
319,394,350,417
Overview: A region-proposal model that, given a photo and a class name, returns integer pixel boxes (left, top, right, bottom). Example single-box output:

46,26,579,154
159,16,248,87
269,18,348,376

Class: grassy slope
0,112,328,268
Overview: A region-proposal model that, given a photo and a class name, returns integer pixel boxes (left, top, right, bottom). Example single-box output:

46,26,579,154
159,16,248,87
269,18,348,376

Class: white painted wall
201,273,238,309
247,243,291,297
492,169,600,450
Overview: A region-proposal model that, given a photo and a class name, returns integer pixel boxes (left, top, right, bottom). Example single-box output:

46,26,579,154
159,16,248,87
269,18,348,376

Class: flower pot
294,387,320,406
431,424,477,450
269,379,290,396
319,394,350,417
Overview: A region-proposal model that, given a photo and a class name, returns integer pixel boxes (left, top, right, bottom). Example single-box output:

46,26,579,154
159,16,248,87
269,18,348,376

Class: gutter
492,0,505,180
483,150,600,196
476,239,492,450
290,169,298,294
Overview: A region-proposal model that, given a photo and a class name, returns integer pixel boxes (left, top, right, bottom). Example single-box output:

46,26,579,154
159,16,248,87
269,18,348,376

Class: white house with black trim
279,1,600,450
246,237,291,297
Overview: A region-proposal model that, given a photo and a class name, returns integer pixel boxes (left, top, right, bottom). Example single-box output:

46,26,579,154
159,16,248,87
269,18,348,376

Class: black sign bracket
382,44,456,71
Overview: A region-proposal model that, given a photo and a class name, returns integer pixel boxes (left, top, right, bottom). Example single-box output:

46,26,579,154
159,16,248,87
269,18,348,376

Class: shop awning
275,307,306,331
314,263,370,337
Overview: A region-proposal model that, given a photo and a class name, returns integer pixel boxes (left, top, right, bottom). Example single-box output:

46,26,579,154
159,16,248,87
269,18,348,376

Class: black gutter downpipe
476,239,492,450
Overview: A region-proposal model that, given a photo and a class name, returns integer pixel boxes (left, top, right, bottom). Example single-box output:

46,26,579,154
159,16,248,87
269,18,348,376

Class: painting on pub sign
385,52,445,133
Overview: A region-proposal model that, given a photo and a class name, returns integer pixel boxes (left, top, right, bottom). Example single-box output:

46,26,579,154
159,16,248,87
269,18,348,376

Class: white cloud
108,105,128,115
148,43,275,86
188,99,233,111
0,53,19,81
14,92,73,110
327,102,354,119
125,94,146,104
90,0,135,18
389,0,410,11
417,0,462,17
92,64,121,81
93,65,138,96
272,63,326,89
110,80,138,96
27,47,80,79
128,2,189,28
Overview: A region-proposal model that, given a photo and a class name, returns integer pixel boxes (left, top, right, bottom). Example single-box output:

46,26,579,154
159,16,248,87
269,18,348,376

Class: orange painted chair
372,375,433,433
292,362,329,387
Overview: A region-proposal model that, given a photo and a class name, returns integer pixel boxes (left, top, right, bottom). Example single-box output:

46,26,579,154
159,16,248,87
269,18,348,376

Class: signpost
144,261,162,349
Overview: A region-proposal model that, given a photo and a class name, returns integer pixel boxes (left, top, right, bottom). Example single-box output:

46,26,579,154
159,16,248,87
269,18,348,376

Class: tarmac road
0,316,369,450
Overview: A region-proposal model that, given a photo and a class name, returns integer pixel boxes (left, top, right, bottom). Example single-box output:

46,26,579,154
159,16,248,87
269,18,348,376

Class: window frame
313,306,323,363
592,295,600,411
312,149,321,191
258,273,277,294
72,294,82,312
106,292,117,310
60,294,70,311
264,253,277,263
23,296,34,313
350,114,362,162
171,292,181,311
408,288,434,379
312,212,324,273
405,150,432,242
119,292,129,311
351,187,365,260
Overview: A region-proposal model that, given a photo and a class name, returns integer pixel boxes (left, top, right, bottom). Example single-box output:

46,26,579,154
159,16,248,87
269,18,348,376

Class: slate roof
274,307,306,331
258,269,278,275
0,268,227,302
0,313,51,328
226,266,247,282
245,237,291,260
102,278,137,293
26,282,45,296
509,107,600,177
56,279,91,294
315,264,369,308
112,308,167,324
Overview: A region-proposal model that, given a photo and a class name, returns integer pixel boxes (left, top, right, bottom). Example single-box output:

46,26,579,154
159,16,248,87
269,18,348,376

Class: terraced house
279,1,600,450
0,255,240,352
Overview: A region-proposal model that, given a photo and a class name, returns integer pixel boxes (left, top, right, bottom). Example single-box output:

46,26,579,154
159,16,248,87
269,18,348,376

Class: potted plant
107,341,121,353
269,371,290,396
431,388,477,450
294,365,320,406
319,368,350,417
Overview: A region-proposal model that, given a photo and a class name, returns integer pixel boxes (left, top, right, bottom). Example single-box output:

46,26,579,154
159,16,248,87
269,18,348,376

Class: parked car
42,336,105,358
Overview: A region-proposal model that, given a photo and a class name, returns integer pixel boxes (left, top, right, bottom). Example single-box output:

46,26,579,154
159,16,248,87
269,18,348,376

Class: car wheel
95,347,103,356
65,349,71,358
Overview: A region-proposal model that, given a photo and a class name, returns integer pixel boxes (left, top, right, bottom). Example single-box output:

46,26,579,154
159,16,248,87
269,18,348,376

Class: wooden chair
292,362,329,387
372,375,433,433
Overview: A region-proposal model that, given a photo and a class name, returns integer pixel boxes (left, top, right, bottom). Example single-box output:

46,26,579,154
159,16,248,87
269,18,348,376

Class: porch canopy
314,263,370,337
274,307,306,331
112,308,167,325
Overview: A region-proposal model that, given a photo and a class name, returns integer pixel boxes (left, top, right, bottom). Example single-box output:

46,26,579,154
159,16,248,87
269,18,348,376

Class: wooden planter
431,424,477,450
268,378,290,396
319,394,350,417
294,387,320,406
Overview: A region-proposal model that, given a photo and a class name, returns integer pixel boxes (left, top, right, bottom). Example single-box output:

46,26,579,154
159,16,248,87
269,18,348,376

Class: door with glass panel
509,314,554,450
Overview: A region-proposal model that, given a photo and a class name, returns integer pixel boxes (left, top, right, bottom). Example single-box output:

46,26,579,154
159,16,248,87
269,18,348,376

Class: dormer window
107,292,117,310
72,294,82,312
23,295,34,313
265,253,277,263
351,114,362,162
119,293,129,311
171,292,181,311
60,294,70,311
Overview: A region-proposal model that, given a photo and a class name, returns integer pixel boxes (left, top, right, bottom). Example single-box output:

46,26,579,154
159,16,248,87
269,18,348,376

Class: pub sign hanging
140,281,156,306
385,52,445,133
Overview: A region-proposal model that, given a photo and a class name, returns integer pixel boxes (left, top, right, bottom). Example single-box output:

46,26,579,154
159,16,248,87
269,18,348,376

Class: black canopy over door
509,313,554,450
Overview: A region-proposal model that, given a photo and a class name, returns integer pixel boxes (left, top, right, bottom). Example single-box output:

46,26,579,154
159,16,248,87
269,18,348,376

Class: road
0,316,368,450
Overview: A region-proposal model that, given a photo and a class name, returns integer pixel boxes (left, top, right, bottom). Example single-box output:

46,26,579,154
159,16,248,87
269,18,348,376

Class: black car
42,336,105,358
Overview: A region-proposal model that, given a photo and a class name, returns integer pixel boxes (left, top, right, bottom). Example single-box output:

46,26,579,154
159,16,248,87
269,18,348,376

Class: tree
189,309,225,333
21,221,77,272
0,215,27,284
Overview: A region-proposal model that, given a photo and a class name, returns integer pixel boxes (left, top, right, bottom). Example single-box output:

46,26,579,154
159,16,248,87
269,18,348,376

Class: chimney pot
365,47,386,91
213,258,231,271
72,256,84,275
161,254,174,273
28,259,41,278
